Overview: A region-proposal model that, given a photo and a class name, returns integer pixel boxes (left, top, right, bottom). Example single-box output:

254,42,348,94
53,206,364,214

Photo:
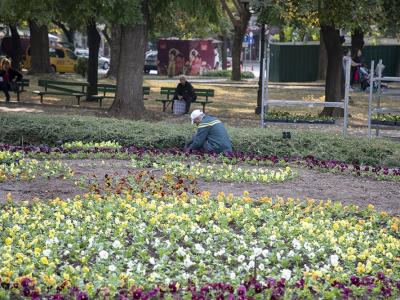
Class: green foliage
203,70,255,78
254,0,385,33
1,113,399,166
75,57,88,77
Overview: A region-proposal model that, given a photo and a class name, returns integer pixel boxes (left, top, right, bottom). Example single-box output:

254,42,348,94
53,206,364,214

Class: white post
368,60,375,139
343,57,351,135
262,46,271,128
260,57,266,128
376,59,383,137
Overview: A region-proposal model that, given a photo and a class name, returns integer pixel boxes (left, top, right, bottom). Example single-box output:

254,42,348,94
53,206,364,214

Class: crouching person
185,109,232,154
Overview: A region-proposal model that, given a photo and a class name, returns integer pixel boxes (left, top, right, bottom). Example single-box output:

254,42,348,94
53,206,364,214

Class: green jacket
188,115,232,153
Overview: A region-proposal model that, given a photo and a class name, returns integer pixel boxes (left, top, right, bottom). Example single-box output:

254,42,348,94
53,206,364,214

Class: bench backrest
98,84,150,95
160,87,214,101
38,79,87,93
45,84,83,94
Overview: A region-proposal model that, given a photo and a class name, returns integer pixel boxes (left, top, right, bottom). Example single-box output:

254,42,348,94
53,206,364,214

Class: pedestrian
350,49,363,87
185,109,233,154
0,58,23,102
173,75,197,114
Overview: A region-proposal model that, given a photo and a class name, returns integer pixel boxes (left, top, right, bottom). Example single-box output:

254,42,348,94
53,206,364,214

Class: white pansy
276,253,281,261
262,249,269,257
194,244,205,254
248,261,255,269
230,272,236,280
330,254,339,267
259,263,265,271
253,247,263,257
177,247,186,257
292,239,301,250
149,257,156,265
99,250,109,260
43,249,51,257
237,255,246,263
281,269,292,280
63,250,70,256
108,264,117,272
183,256,195,268
288,250,295,257
215,248,226,256
127,261,134,269
270,235,276,241
112,240,122,249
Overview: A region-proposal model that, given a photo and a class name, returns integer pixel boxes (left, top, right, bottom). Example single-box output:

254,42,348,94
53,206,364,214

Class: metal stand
261,48,350,135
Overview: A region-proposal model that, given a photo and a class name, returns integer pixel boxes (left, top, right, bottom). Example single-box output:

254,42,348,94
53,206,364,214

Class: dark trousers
0,82,10,102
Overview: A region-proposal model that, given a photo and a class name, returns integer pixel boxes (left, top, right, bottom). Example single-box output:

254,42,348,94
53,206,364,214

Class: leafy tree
1,0,56,73
220,0,251,81
256,0,384,116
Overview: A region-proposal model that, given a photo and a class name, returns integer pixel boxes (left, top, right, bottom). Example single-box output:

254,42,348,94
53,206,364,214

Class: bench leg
99,98,102,108
17,92,20,102
163,102,166,112
40,94,44,104
77,96,81,106
202,103,206,113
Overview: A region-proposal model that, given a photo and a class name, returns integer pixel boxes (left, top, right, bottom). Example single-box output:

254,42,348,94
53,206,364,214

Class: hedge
1,112,399,166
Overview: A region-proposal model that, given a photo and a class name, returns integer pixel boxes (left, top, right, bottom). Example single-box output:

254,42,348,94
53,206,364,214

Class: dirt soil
1,159,399,214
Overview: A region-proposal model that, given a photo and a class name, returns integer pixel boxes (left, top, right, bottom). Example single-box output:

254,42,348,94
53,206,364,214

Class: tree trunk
231,10,250,81
108,0,148,119
318,29,327,80
279,27,285,42
107,24,121,78
86,18,101,99
351,28,364,57
9,25,22,71
28,20,52,74
221,34,228,70
320,25,343,117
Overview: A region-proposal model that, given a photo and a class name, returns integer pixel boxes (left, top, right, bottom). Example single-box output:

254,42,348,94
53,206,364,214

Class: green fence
269,43,400,82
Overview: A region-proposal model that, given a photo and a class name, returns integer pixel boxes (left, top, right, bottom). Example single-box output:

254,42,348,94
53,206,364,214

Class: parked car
24,46,77,73
75,48,110,70
144,50,158,73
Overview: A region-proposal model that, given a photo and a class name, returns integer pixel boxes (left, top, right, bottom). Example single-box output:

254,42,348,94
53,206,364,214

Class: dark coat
173,81,197,101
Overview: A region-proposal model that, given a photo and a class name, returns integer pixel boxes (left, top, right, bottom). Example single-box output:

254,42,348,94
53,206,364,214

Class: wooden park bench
93,84,150,107
155,87,214,113
34,79,86,105
15,79,30,102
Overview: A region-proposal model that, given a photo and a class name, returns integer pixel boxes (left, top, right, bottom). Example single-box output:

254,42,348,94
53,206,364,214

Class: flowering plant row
1,143,399,181
1,188,398,299
3,273,400,299
131,158,295,183
0,151,73,182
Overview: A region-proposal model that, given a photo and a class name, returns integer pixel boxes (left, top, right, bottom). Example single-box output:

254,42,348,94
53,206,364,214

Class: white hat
190,109,204,124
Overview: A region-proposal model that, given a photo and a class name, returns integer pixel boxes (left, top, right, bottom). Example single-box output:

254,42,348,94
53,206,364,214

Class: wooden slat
266,100,345,108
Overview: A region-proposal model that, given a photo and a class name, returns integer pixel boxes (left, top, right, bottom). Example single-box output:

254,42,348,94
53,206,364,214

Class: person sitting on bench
173,75,197,114
0,58,23,102
185,109,233,154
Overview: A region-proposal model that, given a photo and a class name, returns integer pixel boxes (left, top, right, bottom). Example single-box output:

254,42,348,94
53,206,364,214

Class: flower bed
0,151,73,182
0,189,399,299
372,114,400,127
265,112,335,124
132,159,296,183
1,143,399,181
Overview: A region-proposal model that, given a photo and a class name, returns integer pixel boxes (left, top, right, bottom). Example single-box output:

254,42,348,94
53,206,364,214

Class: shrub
0,112,399,166
75,57,88,77
203,70,255,79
